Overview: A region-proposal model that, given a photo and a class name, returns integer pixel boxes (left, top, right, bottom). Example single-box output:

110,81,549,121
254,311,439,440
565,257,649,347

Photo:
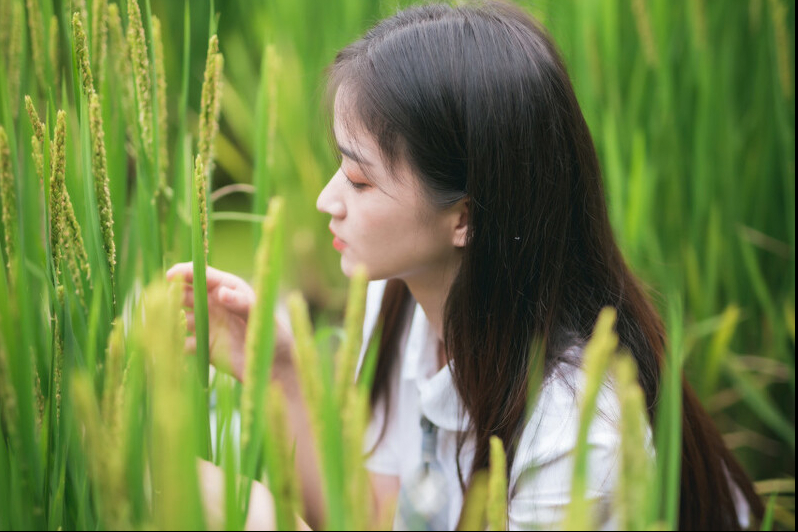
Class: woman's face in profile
316,87,464,281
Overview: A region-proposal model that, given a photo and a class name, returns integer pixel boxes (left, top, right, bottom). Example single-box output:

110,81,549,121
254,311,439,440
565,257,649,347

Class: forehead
332,87,383,165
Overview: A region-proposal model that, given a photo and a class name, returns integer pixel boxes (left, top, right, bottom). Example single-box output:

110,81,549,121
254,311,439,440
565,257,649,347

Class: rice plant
0,0,794,530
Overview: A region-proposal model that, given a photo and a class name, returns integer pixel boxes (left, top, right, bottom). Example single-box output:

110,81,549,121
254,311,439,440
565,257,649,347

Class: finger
184,335,196,353
217,286,252,316
185,311,195,332
166,262,195,283
183,287,195,308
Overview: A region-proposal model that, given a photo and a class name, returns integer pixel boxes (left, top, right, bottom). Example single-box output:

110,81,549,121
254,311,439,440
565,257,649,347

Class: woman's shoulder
509,347,626,487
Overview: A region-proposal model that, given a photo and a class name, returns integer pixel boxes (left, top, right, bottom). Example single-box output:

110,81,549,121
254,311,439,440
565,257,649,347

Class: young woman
169,1,764,529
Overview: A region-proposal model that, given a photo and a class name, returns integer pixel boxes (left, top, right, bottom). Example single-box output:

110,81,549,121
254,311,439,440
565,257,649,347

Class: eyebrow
336,142,374,167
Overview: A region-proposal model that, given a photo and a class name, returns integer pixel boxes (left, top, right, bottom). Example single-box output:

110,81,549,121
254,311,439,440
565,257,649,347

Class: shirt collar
404,303,469,432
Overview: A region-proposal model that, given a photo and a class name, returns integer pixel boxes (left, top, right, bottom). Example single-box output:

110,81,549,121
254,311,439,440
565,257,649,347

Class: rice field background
0,0,794,529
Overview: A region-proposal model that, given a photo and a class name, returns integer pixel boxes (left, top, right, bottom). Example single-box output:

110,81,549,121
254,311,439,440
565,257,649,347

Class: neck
401,254,461,367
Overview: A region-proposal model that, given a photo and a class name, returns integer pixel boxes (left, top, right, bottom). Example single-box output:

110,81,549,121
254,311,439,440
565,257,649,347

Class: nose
316,169,346,218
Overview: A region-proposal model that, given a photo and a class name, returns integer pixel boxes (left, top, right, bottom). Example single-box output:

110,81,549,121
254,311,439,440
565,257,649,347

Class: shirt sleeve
507,368,624,531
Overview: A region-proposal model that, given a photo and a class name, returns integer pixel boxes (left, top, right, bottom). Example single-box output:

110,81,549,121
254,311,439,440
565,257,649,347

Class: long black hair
327,2,763,529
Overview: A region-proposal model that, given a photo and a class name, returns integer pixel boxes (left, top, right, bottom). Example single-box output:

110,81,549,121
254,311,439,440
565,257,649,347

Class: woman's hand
166,263,295,383
166,263,256,382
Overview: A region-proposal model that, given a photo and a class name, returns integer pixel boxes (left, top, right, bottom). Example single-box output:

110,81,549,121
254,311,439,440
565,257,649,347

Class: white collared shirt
355,280,630,530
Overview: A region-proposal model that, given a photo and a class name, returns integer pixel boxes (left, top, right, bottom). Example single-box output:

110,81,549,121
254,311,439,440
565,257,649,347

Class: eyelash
342,168,370,190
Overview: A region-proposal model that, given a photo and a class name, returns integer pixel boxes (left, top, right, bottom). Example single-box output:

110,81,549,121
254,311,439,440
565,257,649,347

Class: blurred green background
1,0,794,524
154,0,795,496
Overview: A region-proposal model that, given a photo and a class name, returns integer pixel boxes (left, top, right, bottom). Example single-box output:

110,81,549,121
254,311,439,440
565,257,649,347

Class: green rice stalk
612,352,654,531
457,470,489,531
91,0,108,91
562,307,618,530
252,44,280,245
134,279,204,529
768,0,793,98
190,154,211,459
7,3,22,118
265,385,302,531
70,371,104,488
334,263,367,409
49,15,59,89
750,0,764,31
151,16,168,193
108,3,135,140
24,0,45,91
487,435,507,531
0,339,18,441
62,179,92,301
241,197,284,450
53,286,64,424
286,291,324,441
198,35,223,178
127,0,153,160
701,305,740,399
630,0,659,69
341,386,370,530
0,126,16,272
32,356,43,431
72,12,95,97
89,92,115,279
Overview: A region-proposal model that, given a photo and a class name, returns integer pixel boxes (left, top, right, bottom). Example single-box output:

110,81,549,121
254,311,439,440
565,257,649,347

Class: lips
329,226,347,251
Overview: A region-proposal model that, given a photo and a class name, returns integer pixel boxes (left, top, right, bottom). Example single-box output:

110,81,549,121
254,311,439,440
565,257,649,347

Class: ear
451,197,469,248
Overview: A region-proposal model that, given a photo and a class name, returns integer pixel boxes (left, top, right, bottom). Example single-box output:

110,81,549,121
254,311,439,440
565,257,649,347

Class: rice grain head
127,0,153,159
612,352,654,531
91,0,108,91
0,126,16,271
342,386,371,530
108,3,135,139
487,436,508,531
25,0,46,90
193,155,208,262
561,307,618,530
49,15,59,88
768,0,793,98
24,95,45,146
287,292,324,441
266,384,303,530
0,0,11,62
25,96,46,187
50,110,67,275
198,35,223,178
630,0,659,69
151,16,169,191
72,12,95,97
241,196,283,448
8,3,23,118
70,0,88,27
90,92,115,277
334,263,368,409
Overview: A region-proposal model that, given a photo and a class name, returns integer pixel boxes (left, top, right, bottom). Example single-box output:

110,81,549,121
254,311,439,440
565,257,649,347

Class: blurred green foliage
0,0,794,528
